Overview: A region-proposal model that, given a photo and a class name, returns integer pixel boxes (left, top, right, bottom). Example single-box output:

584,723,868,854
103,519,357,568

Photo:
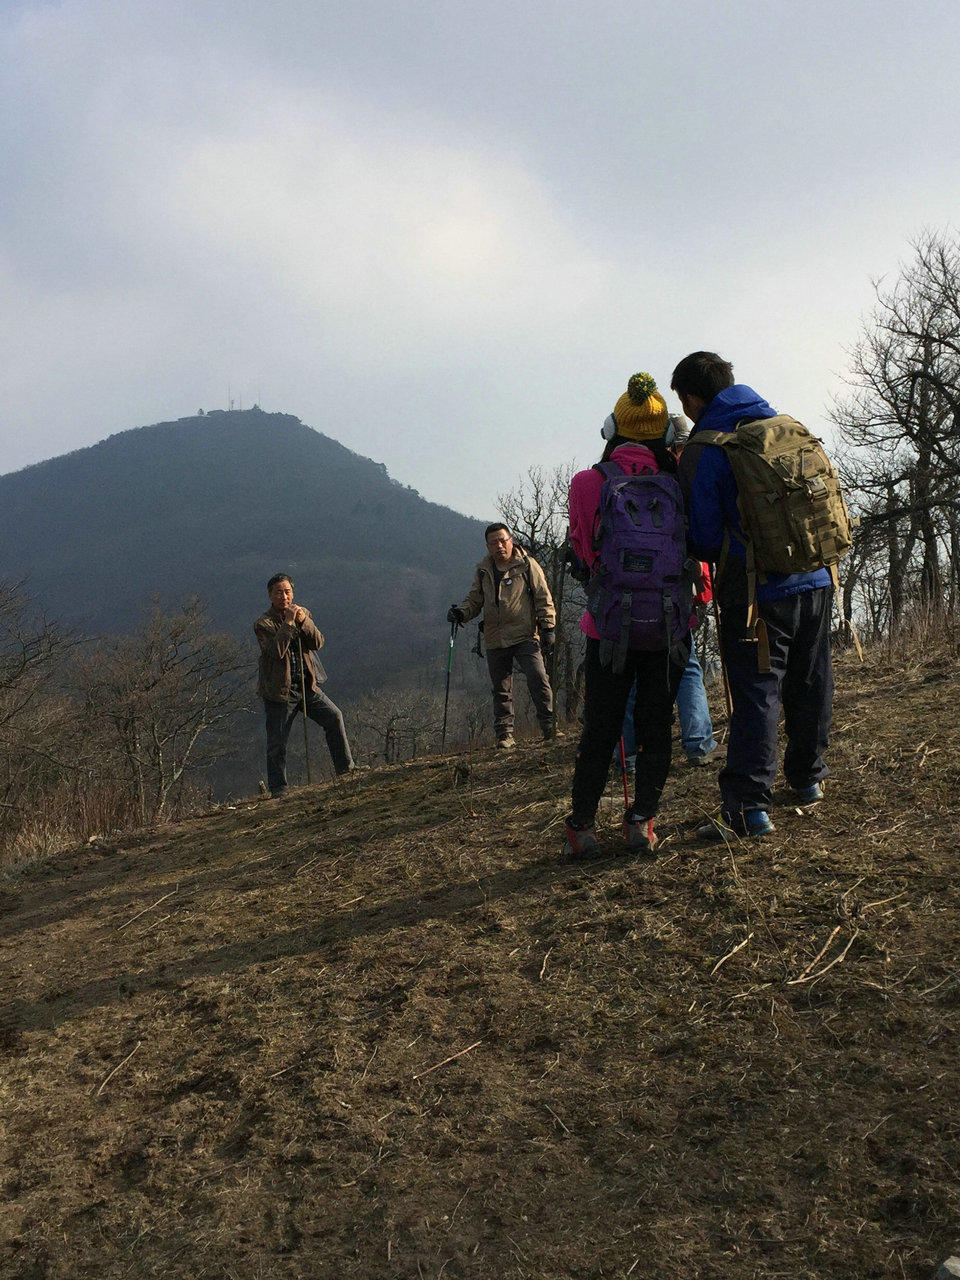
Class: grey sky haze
3,0,958,516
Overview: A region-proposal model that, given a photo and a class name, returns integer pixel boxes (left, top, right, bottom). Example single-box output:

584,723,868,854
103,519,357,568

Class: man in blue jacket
672,351,833,839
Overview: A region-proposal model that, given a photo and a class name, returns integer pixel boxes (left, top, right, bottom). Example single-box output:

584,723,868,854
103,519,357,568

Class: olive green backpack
697,415,859,664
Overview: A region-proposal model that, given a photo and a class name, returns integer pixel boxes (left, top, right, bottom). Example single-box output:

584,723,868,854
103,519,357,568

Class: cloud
0,1,618,494
164,90,613,357
2,0,960,514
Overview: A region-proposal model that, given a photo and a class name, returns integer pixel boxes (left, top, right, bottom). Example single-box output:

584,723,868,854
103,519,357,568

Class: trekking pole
711,596,734,721
618,737,630,810
297,630,313,784
550,538,568,730
441,619,458,753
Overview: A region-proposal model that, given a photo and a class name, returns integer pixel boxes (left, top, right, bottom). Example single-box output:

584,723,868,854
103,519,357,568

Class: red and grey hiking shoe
623,812,658,853
563,819,599,861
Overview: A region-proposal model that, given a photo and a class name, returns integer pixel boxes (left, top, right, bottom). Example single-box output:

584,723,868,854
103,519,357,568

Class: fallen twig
863,820,908,839
544,1104,570,1133
94,1040,142,1096
413,1039,482,1080
710,931,755,977
787,929,859,985
787,925,841,984
860,891,907,913
539,947,553,981
117,888,178,932
138,913,172,935
920,972,958,997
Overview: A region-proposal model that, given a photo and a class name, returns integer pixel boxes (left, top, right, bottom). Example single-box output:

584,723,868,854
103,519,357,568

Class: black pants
264,689,354,793
486,638,553,738
719,586,833,815
570,635,689,825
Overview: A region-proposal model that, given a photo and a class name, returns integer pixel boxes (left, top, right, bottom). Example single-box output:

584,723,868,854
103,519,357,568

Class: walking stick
441,619,458,752
618,737,630,810
550,538,568,731
297,630,313,784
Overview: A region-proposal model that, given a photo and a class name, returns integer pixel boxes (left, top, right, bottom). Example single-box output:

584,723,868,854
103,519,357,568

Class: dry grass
1,643,958,1279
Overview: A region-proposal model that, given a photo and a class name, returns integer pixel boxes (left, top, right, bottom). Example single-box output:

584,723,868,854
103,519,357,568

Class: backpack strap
696,428,772,668
662,589,677,687
615,590,633,674
693,429,728,449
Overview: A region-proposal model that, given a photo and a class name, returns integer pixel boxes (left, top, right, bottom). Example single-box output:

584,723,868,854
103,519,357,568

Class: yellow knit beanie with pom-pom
612,372,668,441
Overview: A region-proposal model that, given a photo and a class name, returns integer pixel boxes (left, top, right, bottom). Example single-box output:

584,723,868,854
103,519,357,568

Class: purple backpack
586,460,693,670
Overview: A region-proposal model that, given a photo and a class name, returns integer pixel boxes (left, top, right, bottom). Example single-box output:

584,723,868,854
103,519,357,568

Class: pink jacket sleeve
568,468,604,570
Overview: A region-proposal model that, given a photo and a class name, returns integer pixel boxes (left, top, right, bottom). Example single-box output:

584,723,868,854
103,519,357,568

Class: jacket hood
693,384,777,435
607,443,660,474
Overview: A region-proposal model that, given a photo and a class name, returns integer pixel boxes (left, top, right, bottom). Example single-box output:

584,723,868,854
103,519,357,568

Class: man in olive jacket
255,572,355,797
448,524,556,749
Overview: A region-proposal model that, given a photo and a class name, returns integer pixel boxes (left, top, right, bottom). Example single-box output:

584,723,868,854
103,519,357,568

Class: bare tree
0,582,81,852
832,229,960,636
75,600,249,822
351,686,442,764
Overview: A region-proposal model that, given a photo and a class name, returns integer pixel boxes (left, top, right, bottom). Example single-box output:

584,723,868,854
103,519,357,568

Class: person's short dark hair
670,351,735,402
267,572,293,592
484,523,511,541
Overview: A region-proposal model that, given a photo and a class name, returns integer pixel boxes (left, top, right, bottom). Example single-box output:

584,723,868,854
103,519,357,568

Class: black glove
563,545,590,586
539,629,556,649
447,605,465,625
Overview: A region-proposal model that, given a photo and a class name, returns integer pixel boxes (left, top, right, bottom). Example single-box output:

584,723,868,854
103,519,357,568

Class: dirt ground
1,643,959,1280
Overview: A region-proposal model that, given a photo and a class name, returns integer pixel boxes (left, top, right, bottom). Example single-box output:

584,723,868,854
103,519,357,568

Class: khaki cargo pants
486,638,553,741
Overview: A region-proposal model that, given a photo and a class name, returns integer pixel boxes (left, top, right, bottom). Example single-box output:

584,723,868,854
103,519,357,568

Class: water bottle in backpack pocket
586,461,694,671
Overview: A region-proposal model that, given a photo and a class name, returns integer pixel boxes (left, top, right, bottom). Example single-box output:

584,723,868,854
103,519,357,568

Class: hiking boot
541,724,557,741
496,734,516,751
792,782,824,806
563,819,599,861
623,812,658,854
685,748,716,768
696,809,775,841
270,787,287,800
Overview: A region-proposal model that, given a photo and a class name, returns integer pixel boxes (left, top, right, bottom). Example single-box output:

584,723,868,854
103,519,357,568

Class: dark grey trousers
719,586,833,815
264,688,354,792
486,638,553,738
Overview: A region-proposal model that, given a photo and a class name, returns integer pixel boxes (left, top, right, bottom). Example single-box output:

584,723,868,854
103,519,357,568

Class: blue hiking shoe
792,782,824,806
696,809,775,841
742,809,776,837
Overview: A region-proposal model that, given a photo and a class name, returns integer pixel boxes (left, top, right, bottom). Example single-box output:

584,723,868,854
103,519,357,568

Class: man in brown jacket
448,524,556,749
255,573,355,797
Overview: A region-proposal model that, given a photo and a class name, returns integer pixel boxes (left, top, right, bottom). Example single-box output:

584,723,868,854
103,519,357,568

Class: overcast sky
3,0,959,517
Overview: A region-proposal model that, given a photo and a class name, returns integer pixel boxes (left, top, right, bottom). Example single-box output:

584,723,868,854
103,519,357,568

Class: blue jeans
621,649,715,760
675,649,716,759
